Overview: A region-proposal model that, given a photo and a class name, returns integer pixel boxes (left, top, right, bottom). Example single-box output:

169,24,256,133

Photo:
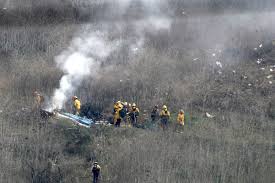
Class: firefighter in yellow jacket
33,91,44,110
160,105,170,130
129,103,140,127
177,110,185,126
113,101,123,127
91,162,101,183
72,96,81,115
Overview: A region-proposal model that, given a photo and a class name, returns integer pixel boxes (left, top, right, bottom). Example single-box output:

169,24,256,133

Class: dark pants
93,174,99,183
130,117,138,127
161,119,168,130
115,118,121,127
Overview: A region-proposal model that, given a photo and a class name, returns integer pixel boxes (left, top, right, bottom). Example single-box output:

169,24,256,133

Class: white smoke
50,53,94,110
48,0,171,110
49,32,119,110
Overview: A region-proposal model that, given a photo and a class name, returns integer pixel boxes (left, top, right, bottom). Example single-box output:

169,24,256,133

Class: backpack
119,106,127,118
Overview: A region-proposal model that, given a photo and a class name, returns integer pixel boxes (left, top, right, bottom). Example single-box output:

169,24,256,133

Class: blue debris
61,112,94,127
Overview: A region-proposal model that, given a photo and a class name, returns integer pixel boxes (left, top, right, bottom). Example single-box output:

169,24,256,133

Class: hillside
0,1,274,182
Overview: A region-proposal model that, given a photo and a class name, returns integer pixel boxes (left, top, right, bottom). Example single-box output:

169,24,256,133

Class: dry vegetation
0,1,275,183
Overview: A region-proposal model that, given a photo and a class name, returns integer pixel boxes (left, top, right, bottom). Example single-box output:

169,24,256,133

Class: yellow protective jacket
73,99,81,114
177,113,185,125
113,103,123,123
131,107,140,114
129,107,140,118
160,110,170,118
33,94,44,110
92,165,101,175
114,103,123,112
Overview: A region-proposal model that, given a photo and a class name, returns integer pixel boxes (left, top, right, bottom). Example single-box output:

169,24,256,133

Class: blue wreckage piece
61,112,94,127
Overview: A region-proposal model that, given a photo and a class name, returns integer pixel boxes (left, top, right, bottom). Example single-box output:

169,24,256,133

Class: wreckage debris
216,61,222,68
266,75,273,79
58,112,94,127
206,112,215,118
182,9,186,15
40,109,56,119
132,47,139,52
256,58,263,64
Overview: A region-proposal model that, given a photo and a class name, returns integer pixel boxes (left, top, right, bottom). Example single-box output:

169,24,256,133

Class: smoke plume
49,31,120,110
49,0,171,110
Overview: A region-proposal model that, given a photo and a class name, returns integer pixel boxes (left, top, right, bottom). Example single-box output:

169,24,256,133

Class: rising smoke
48,0,275,111
49,0,171,110
49,31,119,110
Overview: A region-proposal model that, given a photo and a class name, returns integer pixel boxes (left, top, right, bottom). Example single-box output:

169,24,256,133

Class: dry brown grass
0,4,274,182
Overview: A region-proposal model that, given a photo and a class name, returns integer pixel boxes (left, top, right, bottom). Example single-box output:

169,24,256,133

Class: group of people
33,93,186,182
71,97,185,130
113,101,140,127
112,101,185,130
33,92,185,130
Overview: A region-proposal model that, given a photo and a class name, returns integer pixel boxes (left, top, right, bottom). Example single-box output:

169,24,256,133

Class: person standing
113,101,123,127
33,91,44,111
151,105,159,122
91,162,101,183
177,110,185,126
120,102,129,127
175,109,185,132
160,105,170,130
129,103,140,127
72,96,81,115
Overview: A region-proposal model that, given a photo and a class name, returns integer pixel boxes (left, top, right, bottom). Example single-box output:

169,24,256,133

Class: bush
63,126,92,155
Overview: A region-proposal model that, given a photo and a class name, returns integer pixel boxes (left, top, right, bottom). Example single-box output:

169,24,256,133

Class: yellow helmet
163,105,167,110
